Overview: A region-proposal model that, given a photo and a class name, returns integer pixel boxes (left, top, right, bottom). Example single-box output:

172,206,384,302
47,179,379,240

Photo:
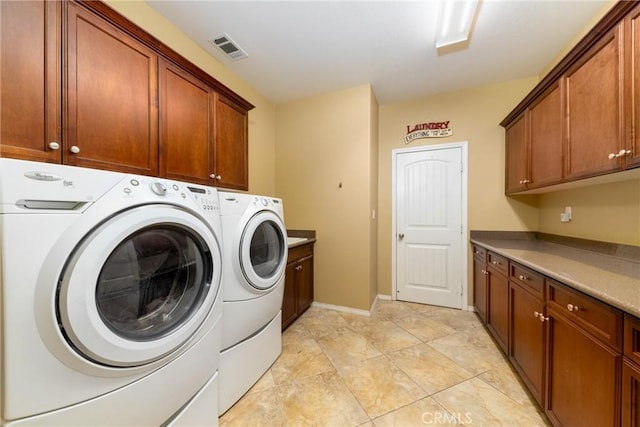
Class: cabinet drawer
548,280,623,350
472,245,486,260
624,314,640,366
509,262,544,297
288,243,313,263
487,251,508,276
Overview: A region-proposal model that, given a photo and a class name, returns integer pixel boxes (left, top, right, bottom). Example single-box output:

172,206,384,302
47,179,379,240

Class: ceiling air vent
210,33,248,61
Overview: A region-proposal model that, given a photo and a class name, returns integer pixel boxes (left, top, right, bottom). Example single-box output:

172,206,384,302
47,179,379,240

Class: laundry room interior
1,0,639,426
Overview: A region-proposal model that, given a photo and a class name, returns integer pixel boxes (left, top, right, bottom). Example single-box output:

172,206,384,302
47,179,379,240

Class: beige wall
369,88,379,306
538,179,640,246
275,85,378,311
104,0,276,195
377,77,540,298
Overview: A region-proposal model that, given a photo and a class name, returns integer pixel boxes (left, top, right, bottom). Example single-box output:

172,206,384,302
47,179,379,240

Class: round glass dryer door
58,205,222,368
240,211,287,290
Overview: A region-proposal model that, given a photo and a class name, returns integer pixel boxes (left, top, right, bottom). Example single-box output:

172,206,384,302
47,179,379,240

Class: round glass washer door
57,205,222,368
240,211,287,291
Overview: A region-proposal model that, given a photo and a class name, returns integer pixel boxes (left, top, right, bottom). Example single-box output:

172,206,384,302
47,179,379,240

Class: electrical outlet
560,206,572,223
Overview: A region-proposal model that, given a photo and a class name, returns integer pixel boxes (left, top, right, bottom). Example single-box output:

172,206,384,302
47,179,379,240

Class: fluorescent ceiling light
436,0,479,48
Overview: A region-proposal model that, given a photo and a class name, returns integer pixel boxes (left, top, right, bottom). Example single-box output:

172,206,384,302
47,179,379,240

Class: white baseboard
311,301,371,317
377,294,392,300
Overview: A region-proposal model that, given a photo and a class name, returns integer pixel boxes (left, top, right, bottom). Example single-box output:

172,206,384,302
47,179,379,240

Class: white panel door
395,146,463,308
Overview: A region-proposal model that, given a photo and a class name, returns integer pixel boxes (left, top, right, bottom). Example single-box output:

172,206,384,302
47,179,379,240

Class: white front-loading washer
0,158,224,426
217,191,288,414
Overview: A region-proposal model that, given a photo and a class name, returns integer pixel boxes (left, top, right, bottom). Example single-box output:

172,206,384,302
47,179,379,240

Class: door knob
398,233,405,240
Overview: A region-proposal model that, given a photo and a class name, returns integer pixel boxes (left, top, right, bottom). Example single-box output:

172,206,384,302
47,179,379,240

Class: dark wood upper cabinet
66,1,159,175
214,94,249,191
0,1,62,163
529,83,563,188
564,23,624,180
1,0,253,190
625,3,640,169
505,115,528,193
159,59,214,185
502,1,638,194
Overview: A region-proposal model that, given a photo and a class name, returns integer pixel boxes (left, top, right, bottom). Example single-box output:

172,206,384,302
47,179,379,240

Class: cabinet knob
538,314,549,322
608,149,631,159
566,303,579,312
69,145,80,154
210,174,222,181
295,265,302,271
48,142,60,150
216,175,222,180
534,311,540,318
492,261,501,265
519,274,529,281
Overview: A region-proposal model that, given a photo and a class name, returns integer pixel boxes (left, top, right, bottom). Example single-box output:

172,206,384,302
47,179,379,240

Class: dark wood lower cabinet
282,242,314,330
509,281,545,406
472,242,635,427
487,267,509,353
472,252,487,323
546,309,621,427
622,359,640,427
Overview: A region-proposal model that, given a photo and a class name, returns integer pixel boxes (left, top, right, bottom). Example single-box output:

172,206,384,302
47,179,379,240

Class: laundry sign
404,121,453,144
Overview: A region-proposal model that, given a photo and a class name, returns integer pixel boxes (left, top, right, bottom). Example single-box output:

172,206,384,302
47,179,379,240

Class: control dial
150,182,167,196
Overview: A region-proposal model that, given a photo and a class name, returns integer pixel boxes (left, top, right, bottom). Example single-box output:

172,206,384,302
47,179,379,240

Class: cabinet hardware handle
519,274,529,281
538,313,549,322
492,261,501,265
608,149,631,159
534,311,540,318
566,304,579,312
69,145,80,154
209,174,216,179
48,142,60,150
484,270,489,276
216,175,222,180
295,265,302,271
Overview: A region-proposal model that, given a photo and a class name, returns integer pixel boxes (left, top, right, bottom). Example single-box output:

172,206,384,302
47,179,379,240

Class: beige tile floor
219,300,550,426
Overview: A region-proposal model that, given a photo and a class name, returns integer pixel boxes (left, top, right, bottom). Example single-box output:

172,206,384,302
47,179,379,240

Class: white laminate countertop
470,238,640,318
287,236,316,248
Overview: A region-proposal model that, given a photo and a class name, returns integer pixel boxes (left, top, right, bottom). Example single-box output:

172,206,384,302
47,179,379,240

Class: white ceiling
147,0,609,105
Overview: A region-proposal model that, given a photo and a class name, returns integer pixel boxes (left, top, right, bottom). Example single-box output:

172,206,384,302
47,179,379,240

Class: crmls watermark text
421,411,473,424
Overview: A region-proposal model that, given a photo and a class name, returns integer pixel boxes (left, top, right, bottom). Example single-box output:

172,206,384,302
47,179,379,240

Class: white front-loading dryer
217,191,287,414
0,158,223,426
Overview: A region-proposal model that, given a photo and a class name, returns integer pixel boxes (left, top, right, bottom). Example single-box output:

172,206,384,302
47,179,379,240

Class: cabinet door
529,83,563,188
159,59,214,185
214,94,248,191
626,4,640,169
66,2,158,175
282,262,297,330
473,255,488,323
505,115,528,193
296,255,314,315
565,23,624,180
487,269,509,352
546,310,621,427
509,281,545,406
622,359,640,427
0,1,61,162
